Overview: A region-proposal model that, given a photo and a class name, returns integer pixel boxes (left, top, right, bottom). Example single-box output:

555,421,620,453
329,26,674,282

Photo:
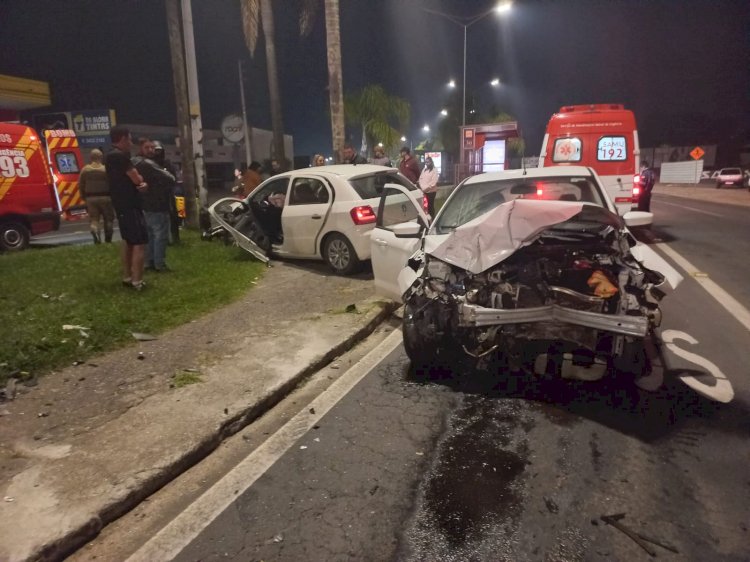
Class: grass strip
0,230,265,384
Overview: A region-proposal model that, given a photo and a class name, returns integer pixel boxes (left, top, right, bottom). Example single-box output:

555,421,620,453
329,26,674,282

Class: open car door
371,183,430,301
208,198,270,263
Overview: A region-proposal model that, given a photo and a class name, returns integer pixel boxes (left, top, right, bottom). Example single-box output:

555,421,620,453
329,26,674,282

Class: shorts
117,208,149,245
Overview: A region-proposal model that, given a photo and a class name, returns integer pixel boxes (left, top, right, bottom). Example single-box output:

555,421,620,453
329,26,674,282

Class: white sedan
208,165,425,275
370,166,683,385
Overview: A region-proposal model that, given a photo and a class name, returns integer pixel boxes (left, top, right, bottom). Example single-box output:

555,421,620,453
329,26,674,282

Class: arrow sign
690,146,705,160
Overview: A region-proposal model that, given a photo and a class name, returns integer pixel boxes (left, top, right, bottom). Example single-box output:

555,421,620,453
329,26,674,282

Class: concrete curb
1,298,399,562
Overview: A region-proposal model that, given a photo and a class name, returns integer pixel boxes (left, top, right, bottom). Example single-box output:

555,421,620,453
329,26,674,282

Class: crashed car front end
402,200,680,378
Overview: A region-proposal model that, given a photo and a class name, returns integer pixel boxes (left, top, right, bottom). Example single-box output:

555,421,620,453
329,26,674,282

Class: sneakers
131,280,146,291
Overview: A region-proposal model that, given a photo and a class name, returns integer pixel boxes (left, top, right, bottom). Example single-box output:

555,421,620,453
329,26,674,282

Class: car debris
601,513,679,556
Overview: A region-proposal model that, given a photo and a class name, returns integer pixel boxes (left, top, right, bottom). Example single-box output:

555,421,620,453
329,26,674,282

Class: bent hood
425,200,621,274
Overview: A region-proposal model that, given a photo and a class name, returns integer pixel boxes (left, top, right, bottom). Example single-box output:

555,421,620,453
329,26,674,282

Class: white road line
656,243,750,332
656,199,724,217
126,328,404,562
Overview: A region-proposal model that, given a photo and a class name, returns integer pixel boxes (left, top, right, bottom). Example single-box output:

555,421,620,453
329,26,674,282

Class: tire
0,221,30,252
323,233,360,275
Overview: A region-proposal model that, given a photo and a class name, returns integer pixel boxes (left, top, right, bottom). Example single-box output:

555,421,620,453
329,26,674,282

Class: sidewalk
0,261,397,562
655,182,750,208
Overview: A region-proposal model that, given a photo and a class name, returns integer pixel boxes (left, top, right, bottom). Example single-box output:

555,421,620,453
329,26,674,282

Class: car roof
283,164,398,179
462,166,594,185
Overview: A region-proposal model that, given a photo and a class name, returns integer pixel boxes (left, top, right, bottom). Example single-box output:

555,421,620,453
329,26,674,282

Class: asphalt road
74,193,750,561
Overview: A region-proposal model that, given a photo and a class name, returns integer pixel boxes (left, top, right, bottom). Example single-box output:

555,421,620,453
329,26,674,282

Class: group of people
95,125,180,291
311,144,439,216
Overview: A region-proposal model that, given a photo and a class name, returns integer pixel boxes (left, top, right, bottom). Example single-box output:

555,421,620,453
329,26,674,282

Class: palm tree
241,0,287,170
299,0,345,163
345,85,410,157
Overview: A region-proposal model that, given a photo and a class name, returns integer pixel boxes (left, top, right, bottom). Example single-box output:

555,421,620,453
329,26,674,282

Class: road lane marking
656,199,724,217
662,330,734,403
126,328,404,562
656,243,750,333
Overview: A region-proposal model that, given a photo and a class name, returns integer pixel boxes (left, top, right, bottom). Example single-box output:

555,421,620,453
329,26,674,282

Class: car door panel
371,184,430,301
281,177,332,256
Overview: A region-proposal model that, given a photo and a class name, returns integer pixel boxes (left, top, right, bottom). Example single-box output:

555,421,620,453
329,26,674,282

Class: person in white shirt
418,156,439,216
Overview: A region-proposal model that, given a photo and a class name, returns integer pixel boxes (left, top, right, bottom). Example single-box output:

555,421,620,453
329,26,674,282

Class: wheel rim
2,229,21,248
327,239,350,271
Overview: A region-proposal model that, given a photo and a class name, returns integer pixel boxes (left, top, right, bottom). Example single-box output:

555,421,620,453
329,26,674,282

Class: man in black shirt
105,125,149,290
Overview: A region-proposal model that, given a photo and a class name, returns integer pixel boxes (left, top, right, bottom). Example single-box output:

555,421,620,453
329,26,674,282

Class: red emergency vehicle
43,129,86,220
0,123,60,250
539,104,643,217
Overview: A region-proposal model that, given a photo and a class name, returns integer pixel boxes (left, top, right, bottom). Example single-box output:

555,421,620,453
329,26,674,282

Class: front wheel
0,221,30,251
323,233,360,275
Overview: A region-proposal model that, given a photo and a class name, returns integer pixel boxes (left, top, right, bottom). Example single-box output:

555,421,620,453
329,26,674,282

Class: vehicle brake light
614,196,633,203
633,174,641,184
536,188,544,196
422,195,429,213
350,205,376,225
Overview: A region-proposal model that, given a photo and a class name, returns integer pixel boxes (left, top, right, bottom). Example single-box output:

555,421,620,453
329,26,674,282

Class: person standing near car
241,161,263,197
133,138,175,272
370,146,391,166
342,143,367,164
418,156,439,216
637,160,656,212
399,146,420,184
78,148,114,244
106,126,148,290
152,141,180,244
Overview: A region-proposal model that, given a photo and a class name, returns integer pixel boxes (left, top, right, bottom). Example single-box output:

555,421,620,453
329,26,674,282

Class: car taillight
536,188,544,197
350,205,376,225
632,186,640,202
422,195,429,213
633,174,641,184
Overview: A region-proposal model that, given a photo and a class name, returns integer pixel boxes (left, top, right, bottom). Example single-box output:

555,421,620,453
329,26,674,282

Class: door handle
374,238,388,246
311,214,322,219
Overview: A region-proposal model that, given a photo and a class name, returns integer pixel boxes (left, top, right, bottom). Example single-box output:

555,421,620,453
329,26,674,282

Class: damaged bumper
458,302,649,337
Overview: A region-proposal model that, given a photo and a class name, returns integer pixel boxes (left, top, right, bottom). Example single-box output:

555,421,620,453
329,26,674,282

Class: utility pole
181,0,209,229
165,0,198,228
238,59,252,166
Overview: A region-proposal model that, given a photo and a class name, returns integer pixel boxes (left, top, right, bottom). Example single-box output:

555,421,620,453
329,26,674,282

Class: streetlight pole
424,3,511,126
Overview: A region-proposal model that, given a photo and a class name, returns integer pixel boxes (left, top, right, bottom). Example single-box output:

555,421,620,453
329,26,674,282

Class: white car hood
425,200,588,274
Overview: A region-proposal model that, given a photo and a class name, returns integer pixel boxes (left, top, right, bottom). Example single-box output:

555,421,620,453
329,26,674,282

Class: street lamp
440,109,448,116
490,78,500,86
425,2,512,126
448,79,456,88
423,124,430,133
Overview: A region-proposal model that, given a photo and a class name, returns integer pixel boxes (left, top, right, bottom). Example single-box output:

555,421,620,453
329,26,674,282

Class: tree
241,0,287,170
344,85,410,157
299,0,345,163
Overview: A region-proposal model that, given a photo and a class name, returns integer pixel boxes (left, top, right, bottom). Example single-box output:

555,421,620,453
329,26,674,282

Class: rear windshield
433,175,605,234
348,171,415,200
722,168,741,175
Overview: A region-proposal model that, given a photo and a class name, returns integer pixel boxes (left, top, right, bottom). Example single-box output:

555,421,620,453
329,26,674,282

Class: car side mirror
392,221,423,238
623,210,653,228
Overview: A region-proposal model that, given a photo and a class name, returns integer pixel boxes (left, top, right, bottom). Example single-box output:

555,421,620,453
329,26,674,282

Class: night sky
2,0,748,158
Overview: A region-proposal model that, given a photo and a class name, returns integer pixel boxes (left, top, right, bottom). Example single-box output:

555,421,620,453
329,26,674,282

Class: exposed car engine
403,226,667,379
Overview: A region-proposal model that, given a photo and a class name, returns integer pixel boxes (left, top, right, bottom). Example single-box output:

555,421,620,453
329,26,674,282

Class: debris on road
132,333,158,341
345,304,357,313
601,513,679,556
544,496,559,514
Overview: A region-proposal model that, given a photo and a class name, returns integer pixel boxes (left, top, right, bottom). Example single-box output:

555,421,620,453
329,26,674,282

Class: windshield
433,175,606,234
722,168,741,175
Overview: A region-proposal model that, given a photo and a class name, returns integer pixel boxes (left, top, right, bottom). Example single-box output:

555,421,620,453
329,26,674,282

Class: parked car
207,164,425,275
370,166,683,382
715,167,743,188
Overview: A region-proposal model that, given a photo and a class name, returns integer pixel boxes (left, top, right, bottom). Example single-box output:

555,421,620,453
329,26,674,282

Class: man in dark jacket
342,143,367,164
398,146,420,184
133,138,175,272
637,161,656,212
152,141,180,244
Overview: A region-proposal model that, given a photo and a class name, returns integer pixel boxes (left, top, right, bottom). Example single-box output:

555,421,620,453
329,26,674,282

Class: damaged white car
371,166,683,381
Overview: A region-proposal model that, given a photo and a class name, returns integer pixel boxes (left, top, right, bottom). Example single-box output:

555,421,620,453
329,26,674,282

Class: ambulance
539,104,645,220
43,129,86,220
0,123,60,251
